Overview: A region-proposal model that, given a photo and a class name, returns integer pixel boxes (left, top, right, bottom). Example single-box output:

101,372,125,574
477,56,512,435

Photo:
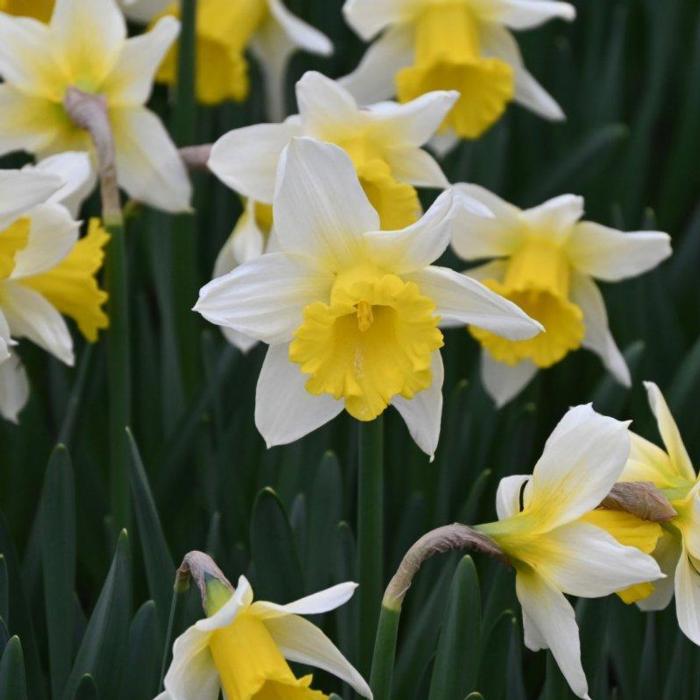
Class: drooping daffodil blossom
341,0,575,148
0,153,109,422
196,137,541,457
128,0,332,119
209,70,459,232
620,381,700,645
476,404,664,699
450,186,672,407
158,575,371,700
0,0,192,213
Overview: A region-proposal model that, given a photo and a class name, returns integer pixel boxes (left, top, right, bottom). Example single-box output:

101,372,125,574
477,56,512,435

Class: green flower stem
358,416,384,674
63,88,131,528
171,0,199,396
369,602,401,700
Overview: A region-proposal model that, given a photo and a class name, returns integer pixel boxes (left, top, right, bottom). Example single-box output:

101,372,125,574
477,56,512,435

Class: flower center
395,1,514,138
470,238,584,368
289,266,443,421
209,611,326,700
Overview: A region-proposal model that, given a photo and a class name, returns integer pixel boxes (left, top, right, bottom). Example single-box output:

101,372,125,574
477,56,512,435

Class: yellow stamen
470,238,584,368
154,0,269,105
290,266,443,421
23,218,109,342
209,611,327,700
0,218,30,280
396,2,514,138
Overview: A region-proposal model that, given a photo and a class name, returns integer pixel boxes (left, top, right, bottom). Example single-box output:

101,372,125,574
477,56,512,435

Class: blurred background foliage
1,0,700,698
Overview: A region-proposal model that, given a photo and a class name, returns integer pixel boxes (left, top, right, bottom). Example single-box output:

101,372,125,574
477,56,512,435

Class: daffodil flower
619,381,700,645
341,0,575,147
196,137,541,457
209,70,459,232
477,404,664,699
0,0,191,213
129,0,332,118
158,575,371,700
0,153,110,422
450,186,672,407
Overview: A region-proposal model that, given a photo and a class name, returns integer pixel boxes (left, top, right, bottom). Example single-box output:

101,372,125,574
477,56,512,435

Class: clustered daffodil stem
370,524,507,700
64,87,131,529
358,417,385,674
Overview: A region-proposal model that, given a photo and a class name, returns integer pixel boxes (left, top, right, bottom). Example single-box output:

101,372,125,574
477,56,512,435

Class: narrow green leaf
63,531,131,700
0,557,7,623
40,445,76,698
127,429,175,635
428,556,481,700
250,488,304,602
119,601,159,700
477,610,518,700
0,636,27,700
72,675,98,700
0,619,8,655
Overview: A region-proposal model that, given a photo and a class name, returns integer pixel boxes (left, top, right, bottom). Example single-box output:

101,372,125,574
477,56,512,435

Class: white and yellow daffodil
158,575,371,700
0,153,109,422
341,0,575,147
450,186,672,406
125,0,332,118
209,70,459,232
620,381,700,645
196,137,541,457
477,404,664,699
0,0,191,213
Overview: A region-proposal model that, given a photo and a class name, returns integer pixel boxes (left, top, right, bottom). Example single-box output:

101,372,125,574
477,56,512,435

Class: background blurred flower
451,186,672,406
0,0,191,212
341,0,575,148
478,404,663,699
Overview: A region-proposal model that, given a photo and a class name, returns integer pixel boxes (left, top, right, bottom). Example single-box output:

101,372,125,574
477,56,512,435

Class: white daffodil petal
621,433,678,488
638,531,681,612
520,194,584,238
429,130,460,158
213,201,266,277
480,24,564,120
296,71,360,135
522,607,547,651
384,146,449,189
465,260,508,283
195,252,331,345
0,355,29,424
34,152,95,217
541,521,663,598
492,0,576,30
10,204,79,279
481,352,537,408
495,474,530,520
515,571,589,699
223,328,259,354
103,15,180,107
267,0,333,56
528,404,630,529
51,0,127,85
0,87,66,159
0,170,63,229
569,272,631,387
369,90,459,147
339,24,414,105
392,350,444,460
2,282,73,366
263,613,372,698
407,266,542,338
195,576,252,632
343,0,423,40
642,381,696,482
111,106,192,213
567,222,672,282
256,344,344,448
208,121,301,204
0,312,11,364
162,626,220,700
120,0,171,24
675,549,700,646
273,138,378,265
253,582,359,620
362,189,456,273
